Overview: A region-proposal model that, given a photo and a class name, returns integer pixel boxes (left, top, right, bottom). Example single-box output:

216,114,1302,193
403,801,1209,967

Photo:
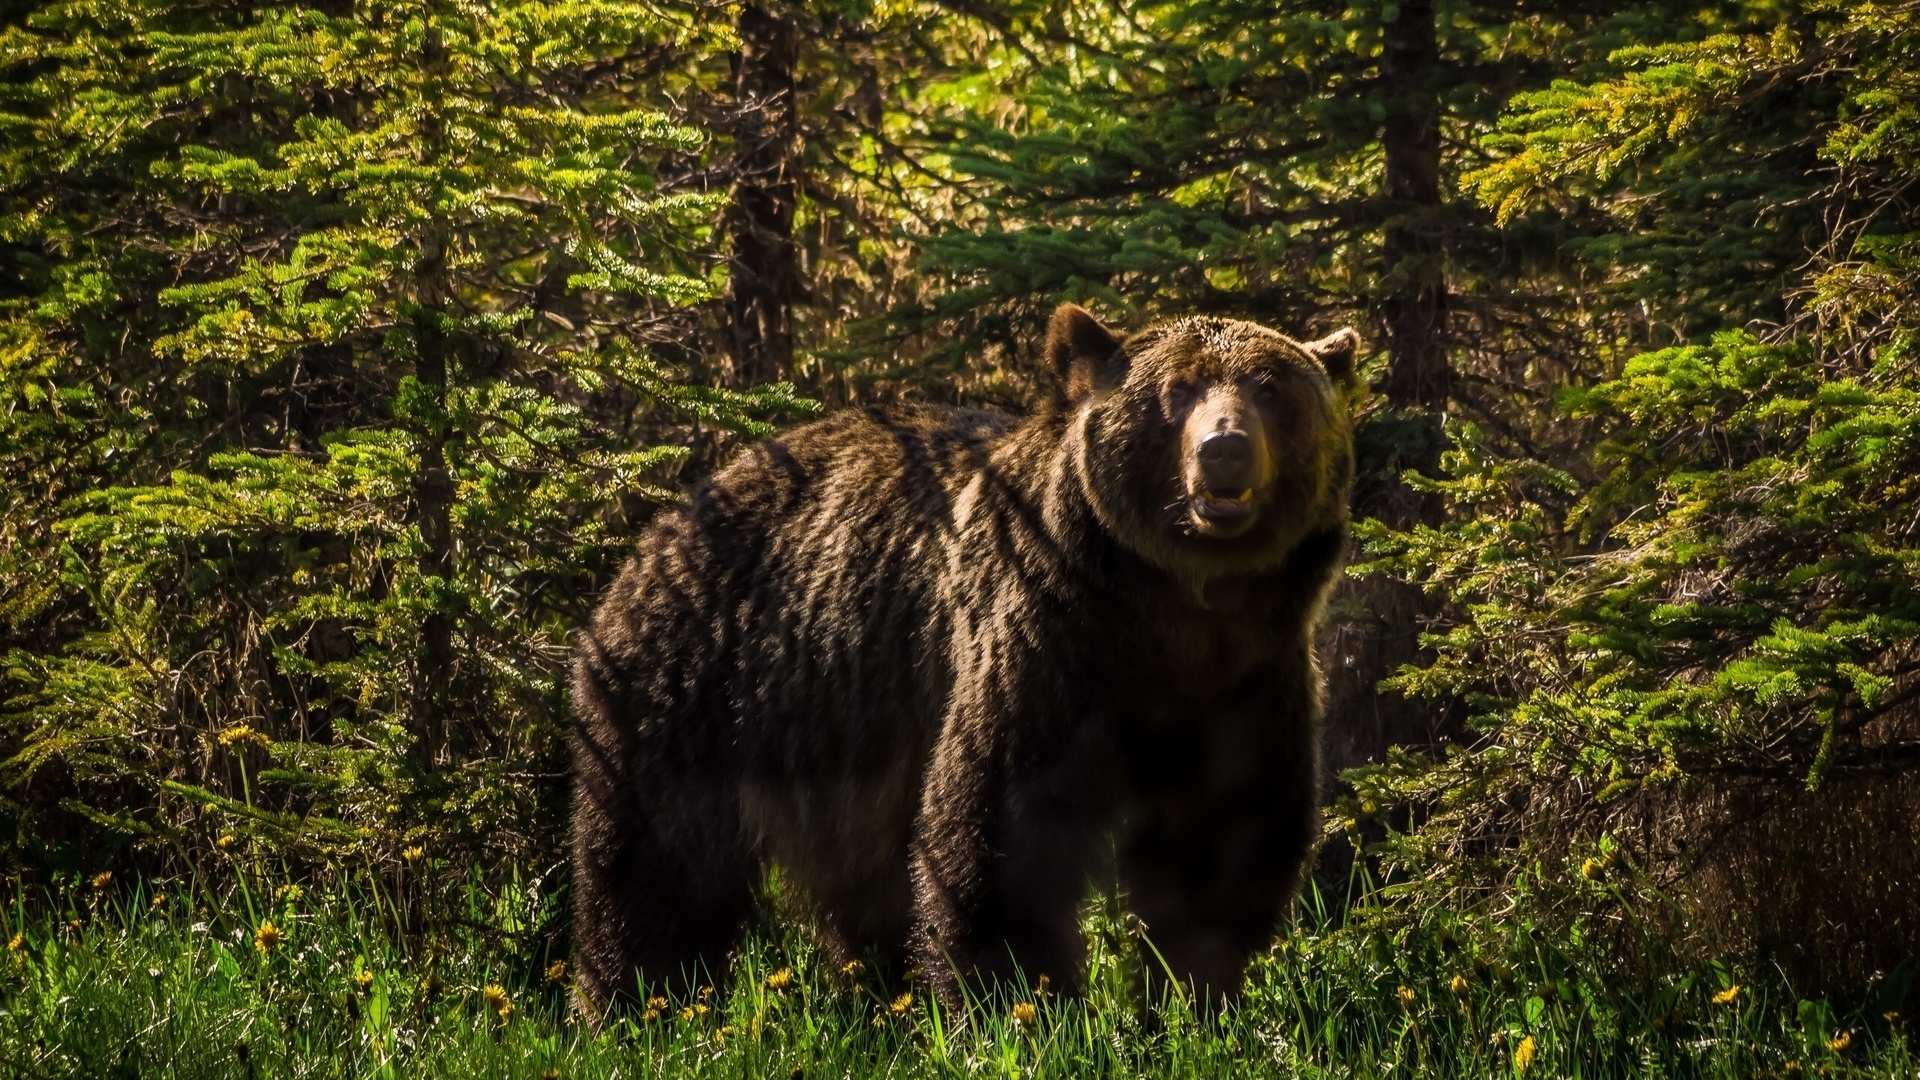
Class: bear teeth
1203,489,1252,504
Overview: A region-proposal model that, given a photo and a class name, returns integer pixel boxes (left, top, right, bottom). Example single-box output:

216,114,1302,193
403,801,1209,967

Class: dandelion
1037,973,1051,996
1397,985,1417,1010
840,958,865,978
217,725,269,748
1011,1001,1037,1028
890,991,913,1016
1828,1030,1851,1054
151,893,167,908
90,871,112,889
764,966,793,991
1581,857,1604,881
1450,973,1469,997
1513,1034,1537,1074
546,960,568,983
216,834,237,851
1712,984,1740,1006
483,984,513,1023
6,932,22,954
402,846,425,864
539,1071,560,1080
253,921,282,953
1784,1061,1803,1077
354,970,374,994
645,995,667,1012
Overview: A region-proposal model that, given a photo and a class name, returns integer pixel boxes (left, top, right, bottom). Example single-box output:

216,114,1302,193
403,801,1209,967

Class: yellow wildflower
217,725,269,748
1712,985,1740,1006
275,884,303,902
1037,973,1051,996
354,970,374,994
840,958,865,978
1783,1062,1803,1078
539,1071,560,1080
1450,973,1469,997
150,893,166,908
1011,1001,1037,1028
890,991,913,1016
545,960,568,983
645,995,667,1012
1514,1034,1537,1074
253,921,283,953
216,834,237,851
90,871,112,889
1397,985,1417,1010
1828,1030,1851,1054
1581,857,1604,881
764,966,793,991
483,984,513,1023
6,932,22,954
402,846,425,864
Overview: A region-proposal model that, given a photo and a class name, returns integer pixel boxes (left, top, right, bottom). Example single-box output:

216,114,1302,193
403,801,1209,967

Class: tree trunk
1314,0,1457,894
723,3,799,389
412,14,456,753
1377,0,1447,413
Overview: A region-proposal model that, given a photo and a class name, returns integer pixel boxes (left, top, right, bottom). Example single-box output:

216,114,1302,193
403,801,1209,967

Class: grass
0,864,1912,1078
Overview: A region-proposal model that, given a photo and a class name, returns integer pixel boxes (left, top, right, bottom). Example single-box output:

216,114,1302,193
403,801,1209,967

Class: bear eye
1165,379,1198,407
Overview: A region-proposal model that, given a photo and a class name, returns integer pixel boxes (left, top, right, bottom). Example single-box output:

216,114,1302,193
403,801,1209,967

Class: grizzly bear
570,304,1359,1012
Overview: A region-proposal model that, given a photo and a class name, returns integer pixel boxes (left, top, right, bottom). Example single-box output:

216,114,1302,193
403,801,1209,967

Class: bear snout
1197,429,1254,490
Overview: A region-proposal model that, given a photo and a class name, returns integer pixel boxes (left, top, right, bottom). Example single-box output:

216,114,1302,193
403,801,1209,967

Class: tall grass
1,862,1909,1078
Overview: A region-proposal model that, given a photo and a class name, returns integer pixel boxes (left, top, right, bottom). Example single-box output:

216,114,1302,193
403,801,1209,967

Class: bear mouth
1190,487,1257,534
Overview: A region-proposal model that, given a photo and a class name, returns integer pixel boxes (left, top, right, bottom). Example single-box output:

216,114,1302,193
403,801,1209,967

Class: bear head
1051,303,1359,583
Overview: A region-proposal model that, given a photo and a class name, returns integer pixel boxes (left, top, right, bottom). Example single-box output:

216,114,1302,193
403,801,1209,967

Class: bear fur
570,304,1359,1012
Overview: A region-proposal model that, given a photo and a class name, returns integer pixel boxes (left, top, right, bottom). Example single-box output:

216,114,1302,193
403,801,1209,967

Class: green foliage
0,0,811,883
1349,0,1920,938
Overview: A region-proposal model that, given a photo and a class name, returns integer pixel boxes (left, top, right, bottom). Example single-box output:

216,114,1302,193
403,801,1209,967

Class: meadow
3,863,1905,1079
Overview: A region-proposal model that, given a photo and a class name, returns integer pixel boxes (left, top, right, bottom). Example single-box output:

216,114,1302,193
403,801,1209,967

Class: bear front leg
909,699,1115,1011
1118,706,1321,1003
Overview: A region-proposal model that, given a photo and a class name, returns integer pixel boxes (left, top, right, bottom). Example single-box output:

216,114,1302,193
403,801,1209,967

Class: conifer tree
0,0,806,875
1352,1,1920,983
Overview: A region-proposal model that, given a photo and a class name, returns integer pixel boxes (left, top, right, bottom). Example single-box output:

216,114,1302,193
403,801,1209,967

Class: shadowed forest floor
2,873,1909,1079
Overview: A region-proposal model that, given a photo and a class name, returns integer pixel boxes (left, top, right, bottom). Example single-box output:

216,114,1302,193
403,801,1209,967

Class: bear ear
1047,303,1126,403
1303,327,1360,380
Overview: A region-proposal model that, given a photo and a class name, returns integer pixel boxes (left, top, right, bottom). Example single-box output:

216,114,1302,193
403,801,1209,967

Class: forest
2,0,1918,1075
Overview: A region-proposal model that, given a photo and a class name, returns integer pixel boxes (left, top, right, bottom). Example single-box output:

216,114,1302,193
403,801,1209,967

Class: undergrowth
1,863,1911,1078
